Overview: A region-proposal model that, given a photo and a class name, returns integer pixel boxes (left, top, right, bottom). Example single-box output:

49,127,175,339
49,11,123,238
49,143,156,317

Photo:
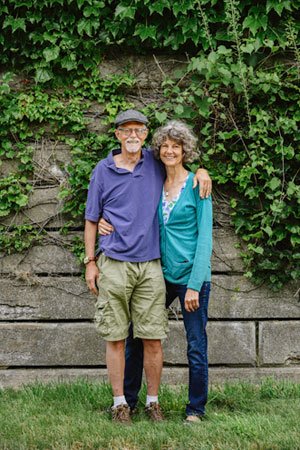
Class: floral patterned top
162,177,188,224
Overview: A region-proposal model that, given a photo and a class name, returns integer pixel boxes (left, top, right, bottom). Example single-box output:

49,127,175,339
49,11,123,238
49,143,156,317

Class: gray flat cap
115,109,148,127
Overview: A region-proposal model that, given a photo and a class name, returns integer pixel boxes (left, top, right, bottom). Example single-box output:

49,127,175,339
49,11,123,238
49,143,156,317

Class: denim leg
165,281,181,309
184,282,210,416
173,281,210,416
124,323,144,409
124,283,179,408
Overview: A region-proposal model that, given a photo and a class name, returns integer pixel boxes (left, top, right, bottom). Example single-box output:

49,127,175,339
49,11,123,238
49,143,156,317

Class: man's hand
98,217,114,235
193,169,212,199
184,288,200,312
85,261,99,296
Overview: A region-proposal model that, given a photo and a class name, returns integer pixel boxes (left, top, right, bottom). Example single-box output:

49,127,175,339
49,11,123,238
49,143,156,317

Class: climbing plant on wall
0,0,299,289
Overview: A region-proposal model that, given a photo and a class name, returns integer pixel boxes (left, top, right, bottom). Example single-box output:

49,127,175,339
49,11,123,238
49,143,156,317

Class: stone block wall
0,55,299,388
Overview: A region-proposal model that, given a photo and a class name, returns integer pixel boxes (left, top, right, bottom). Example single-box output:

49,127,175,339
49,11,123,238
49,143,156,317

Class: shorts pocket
94,297,110,337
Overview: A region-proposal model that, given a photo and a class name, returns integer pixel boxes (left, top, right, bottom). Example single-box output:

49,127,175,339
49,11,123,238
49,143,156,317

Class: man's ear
115,129,121,141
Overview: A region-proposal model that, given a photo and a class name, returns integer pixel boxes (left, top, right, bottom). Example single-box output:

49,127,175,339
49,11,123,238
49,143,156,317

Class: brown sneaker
185,414,204,424
145,402,164,422
111,404,132,425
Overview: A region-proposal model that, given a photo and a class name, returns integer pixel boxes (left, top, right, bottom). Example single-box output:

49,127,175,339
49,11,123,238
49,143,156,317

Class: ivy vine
0,0,299,290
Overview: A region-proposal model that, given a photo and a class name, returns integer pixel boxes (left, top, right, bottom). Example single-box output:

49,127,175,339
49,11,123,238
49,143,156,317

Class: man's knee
107,340,125,352
143,339,162,353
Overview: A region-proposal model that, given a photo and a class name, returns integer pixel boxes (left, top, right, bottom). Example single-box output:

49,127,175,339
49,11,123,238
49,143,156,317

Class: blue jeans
124,280,211,416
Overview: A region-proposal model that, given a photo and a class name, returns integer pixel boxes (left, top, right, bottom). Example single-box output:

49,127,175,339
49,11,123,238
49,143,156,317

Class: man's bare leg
142,339,163,395
106,340,125,396
106,340,131,423
142,339,164,420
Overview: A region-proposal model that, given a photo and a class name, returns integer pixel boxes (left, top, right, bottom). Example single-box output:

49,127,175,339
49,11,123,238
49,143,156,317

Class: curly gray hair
152,120,199,163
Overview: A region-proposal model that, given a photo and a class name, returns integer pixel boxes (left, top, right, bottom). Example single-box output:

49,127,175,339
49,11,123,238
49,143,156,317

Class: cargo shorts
94,253,168,341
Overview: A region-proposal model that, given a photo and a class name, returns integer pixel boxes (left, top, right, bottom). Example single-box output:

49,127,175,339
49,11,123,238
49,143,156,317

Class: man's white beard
125,138,141,153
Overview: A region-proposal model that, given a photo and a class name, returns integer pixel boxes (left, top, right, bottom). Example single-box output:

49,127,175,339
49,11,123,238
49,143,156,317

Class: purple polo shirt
85,147,165,262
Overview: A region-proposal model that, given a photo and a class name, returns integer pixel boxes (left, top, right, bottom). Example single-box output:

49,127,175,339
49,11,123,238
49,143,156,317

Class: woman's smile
160,138,183,166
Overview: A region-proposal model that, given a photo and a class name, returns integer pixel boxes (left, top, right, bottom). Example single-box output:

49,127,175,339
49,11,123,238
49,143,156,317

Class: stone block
0,368,107,389
83,103,109,134
0,228,242,275
163,321,256,365
1,367,300,389
0,323,105,366
98,54,188,90
259,321,300,365
212,227,243,272
0,233,82,275
168,277,300,320
32,140,72,183
0,321,256,367
0,186,69,228
3,275,296,322
213,197,231,228
0,277,94,320
209,276,300,319
0,159,19,177
161,366,300,385
1,140,71,181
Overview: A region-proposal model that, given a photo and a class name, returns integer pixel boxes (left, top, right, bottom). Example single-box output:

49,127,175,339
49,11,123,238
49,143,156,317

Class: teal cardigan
158,172,213,291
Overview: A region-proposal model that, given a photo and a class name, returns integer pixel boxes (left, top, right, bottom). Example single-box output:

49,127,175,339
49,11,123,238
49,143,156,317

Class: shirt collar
106,147,145,170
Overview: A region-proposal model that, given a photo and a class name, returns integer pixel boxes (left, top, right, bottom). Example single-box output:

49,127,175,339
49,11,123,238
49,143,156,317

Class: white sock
146,395,158,406
113,395,127,408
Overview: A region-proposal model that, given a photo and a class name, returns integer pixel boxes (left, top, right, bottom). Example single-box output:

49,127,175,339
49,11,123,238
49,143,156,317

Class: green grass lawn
0,378,300,450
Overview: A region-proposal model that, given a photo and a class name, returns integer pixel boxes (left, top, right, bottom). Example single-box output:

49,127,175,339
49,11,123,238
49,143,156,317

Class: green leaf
287,182,297,197
189,57,206,73
230,198,237,208
15,194,28,207
172,1,193,16
115,5,136,20
42,31,58,44
218,66,232,84
77,0,86,8
43,46,60,62
155,111,167,123
291,235,300,247
217,45,232,56
207,51,218,64
263,225,273,237
240,42,256,54
3,17,26,33
175,104,184,115
266,0,292,15
134,25,157,41
268,177,281,191
243,14,268,35
194,97,210,118
248,244,264,255
83,6,101,17
149,1,168,15
77,18,93,36
0,209,10,217
60,55,77,71
34,68,53,83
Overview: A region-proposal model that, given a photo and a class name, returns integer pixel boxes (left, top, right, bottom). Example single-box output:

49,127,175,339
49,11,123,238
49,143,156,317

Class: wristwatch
83,256,97,265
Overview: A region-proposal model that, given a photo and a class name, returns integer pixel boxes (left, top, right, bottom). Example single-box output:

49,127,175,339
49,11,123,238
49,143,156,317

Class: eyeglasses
117,127,147,137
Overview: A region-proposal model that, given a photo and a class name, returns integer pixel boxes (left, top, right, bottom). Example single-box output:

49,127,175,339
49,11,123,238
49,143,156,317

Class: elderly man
84,109,211,424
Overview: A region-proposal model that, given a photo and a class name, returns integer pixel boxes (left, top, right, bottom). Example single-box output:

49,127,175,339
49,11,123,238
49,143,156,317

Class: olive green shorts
94,254,168,341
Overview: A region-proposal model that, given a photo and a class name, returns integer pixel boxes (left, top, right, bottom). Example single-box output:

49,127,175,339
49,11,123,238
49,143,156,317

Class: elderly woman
100,120,213,422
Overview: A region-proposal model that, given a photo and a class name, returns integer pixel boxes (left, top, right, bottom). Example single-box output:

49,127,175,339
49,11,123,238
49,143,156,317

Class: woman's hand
193,169,212,199
98,218,114,235
184,288,200,312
